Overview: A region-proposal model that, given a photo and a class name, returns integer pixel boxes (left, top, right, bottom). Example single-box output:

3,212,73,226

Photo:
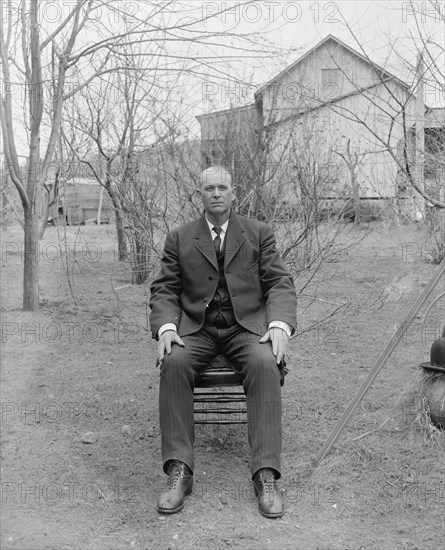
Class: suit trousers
159,323,282,479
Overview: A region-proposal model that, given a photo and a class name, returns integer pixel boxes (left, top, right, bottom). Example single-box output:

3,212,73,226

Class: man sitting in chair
149,166,297,518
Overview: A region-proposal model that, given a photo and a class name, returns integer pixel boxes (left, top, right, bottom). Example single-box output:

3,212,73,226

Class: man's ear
232,187,236,201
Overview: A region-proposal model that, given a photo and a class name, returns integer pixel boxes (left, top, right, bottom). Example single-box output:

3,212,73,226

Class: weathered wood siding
197,103,261,168
269,80,418,200
261,37,389,126
261,38,419,199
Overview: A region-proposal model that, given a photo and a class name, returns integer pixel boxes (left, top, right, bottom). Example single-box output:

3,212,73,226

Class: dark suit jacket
149,211,297,338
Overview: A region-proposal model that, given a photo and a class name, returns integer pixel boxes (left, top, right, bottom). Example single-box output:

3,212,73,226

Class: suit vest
205,239,236,326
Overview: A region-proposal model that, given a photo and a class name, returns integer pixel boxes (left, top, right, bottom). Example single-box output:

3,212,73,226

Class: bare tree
113,126,203,284
334,140,373,223
62,66,152,261
1,0,141,309
0,0,286,310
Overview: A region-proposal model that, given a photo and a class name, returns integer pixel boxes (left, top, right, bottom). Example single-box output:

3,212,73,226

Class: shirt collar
205,215,229,234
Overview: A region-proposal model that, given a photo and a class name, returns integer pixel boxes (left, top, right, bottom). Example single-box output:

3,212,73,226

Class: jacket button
208,276,213,280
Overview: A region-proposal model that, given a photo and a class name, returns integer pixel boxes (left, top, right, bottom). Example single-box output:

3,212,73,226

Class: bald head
199,166,232,188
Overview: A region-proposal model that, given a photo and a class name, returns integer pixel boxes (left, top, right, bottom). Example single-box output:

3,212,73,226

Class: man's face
198,172,235,220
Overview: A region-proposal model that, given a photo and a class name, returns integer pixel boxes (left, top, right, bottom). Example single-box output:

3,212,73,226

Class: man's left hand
259,327,288,364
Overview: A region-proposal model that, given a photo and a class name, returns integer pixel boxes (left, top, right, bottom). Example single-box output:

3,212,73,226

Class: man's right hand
157,330,185,366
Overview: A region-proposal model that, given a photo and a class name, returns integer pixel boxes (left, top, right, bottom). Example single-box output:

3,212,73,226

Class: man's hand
157,330,184,366
259,327,288,364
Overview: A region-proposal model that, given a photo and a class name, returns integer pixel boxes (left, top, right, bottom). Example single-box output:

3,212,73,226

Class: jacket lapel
194,213,218,270
224,212,246,269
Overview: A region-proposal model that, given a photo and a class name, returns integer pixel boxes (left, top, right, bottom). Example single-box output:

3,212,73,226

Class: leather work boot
253,468,284,518
157,461,193,514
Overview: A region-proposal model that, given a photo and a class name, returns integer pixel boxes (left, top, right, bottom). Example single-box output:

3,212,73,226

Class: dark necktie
213,226,222,254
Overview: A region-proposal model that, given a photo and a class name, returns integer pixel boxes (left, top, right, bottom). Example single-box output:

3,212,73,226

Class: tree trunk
132,234,150,284
115,207,128,261
350,169,361,223
23,207,40,311
105,181,127,261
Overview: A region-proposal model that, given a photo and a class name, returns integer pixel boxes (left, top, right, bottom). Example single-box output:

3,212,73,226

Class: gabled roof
254,34,410,99
425,107,445,128
196,103,257,121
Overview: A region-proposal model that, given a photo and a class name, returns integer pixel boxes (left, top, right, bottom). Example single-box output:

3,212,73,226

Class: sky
2,0,444,154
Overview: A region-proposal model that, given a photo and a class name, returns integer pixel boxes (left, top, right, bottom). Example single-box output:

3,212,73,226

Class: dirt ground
1,220,444,550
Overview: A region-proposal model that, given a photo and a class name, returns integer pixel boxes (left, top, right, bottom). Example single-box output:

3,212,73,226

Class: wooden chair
194,355,247,425
194,355,288,425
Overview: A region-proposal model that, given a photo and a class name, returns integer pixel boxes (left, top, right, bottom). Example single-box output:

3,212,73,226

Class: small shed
60,178,115,225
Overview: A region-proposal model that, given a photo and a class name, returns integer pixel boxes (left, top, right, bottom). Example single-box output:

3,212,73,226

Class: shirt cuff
158,323,177,337
268,321,292,337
